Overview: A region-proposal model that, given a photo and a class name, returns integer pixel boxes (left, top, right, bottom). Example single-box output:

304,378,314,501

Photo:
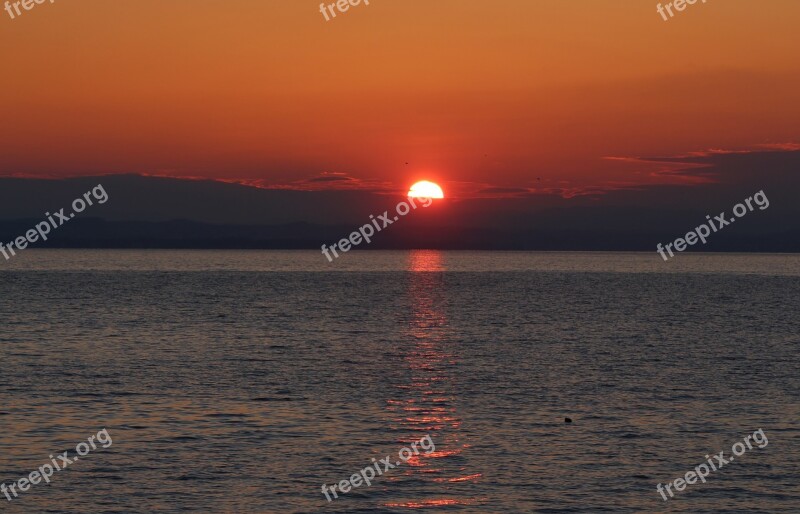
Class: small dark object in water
565,417,573,423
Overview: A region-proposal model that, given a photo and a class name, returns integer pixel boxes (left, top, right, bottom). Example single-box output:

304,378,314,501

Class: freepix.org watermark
2,429,113,502
656,428,768,501
4,0,55,20
319,0,369,22
0,184,109,262
656,190,769,261
321,435,435,502
321,195,433,262
657,0,707,21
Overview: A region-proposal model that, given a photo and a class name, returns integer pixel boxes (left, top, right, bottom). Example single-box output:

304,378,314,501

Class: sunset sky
1,0,798,197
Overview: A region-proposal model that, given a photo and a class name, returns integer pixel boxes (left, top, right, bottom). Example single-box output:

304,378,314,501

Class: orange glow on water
379,250,482,509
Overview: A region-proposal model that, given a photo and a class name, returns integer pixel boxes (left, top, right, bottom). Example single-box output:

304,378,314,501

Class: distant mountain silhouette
0,217,797,251
1,149,798,250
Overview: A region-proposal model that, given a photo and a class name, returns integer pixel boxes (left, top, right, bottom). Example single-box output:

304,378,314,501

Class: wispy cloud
219,172,396,193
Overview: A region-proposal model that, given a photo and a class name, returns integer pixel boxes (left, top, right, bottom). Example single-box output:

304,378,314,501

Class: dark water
1,250,798,513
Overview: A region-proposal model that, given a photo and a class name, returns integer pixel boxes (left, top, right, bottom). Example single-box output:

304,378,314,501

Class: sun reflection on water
381,250,482,509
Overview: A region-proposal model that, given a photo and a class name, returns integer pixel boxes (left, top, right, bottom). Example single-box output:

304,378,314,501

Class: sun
408,180,444,199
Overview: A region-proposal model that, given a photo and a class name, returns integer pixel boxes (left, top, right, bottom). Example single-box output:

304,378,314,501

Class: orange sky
1,0,798,195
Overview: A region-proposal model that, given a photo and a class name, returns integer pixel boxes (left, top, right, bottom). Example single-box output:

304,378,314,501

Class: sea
1,250,798,513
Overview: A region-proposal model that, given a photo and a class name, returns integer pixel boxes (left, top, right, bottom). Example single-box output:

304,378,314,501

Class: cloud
250,172,397,193
756,143,800,151
306,174,356,183
604,143,800,187
475,187,533,197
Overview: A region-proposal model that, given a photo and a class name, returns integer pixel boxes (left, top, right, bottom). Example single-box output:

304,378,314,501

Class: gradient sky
1,0,798,196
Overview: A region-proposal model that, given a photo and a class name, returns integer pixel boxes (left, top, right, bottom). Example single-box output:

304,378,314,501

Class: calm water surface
1,250,798,513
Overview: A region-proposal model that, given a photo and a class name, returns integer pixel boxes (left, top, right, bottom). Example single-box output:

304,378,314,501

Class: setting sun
408,181,444,199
